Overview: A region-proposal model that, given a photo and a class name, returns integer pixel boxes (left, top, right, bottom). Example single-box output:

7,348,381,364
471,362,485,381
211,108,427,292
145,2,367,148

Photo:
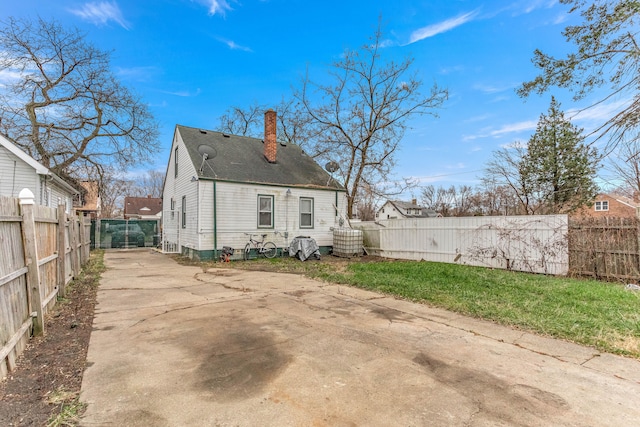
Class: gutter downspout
213,181,218,261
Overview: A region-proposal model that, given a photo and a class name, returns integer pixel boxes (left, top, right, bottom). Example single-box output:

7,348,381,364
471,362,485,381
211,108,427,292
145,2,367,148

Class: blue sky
0,1,620,192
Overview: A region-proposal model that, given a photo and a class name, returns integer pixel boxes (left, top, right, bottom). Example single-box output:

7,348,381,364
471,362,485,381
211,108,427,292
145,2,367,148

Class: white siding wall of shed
46,179,73,212
0,146,40,200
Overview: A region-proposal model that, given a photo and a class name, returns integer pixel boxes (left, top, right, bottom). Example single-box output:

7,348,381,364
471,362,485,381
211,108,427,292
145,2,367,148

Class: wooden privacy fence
354,215,569,275
0,191,90,378
568,216,640,281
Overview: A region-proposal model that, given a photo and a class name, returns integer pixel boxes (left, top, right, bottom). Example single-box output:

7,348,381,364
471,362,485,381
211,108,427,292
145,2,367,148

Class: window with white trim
300,197,314,228
181,196,186,228
258,195,273,228
174,147,179,177
595,201,609,211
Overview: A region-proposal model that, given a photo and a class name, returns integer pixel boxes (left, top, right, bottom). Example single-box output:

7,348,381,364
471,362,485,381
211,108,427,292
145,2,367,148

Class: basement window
595,201,609,211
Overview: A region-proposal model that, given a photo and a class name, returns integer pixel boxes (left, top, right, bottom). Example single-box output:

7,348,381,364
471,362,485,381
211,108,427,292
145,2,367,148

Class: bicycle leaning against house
243,233,278,260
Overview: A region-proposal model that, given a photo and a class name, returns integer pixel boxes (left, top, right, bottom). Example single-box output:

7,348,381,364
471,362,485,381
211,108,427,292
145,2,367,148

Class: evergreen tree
522,97,599,213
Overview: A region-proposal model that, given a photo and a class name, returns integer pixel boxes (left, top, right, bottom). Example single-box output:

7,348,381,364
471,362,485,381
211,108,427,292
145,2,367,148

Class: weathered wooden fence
568,216,640,281
0,191,90,378
354,215,569,275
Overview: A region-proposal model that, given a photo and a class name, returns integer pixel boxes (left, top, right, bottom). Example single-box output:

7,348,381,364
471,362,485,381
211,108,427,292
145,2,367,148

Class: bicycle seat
261,234,267,238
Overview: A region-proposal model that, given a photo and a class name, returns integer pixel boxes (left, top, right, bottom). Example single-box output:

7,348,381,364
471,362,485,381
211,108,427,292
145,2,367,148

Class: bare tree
609,134,640,196
0,17,159,181
421,185,455,217
482,144,538,215
475,179,522,216
297,22,448,218
99,169,134,218
130,170,164,198
217,103,266,136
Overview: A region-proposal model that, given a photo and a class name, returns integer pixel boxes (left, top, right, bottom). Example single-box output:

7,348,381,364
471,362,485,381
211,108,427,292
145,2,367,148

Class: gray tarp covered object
289,236,321,261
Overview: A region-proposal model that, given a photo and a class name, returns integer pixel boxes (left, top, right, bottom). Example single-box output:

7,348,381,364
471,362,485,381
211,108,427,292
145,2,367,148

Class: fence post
18,189,44,336
636,208,640,276
57,205,67,297
79,215,87,264
69,211,79,278
95,218,100,249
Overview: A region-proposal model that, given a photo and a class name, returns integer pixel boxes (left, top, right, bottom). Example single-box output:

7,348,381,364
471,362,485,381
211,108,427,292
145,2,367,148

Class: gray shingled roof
178,125,344,190
389,200,440,218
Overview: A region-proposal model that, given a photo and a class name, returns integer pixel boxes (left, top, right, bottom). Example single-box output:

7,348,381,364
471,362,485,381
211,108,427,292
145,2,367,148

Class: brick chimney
264,109,277,163
412,198,417,206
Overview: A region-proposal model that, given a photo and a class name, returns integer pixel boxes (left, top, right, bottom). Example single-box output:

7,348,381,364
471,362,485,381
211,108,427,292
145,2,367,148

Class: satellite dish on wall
197,145,217,160
325,161,339,173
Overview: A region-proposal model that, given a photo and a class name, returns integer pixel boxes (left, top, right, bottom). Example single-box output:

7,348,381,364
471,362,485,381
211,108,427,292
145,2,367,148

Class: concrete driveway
80,250,640,426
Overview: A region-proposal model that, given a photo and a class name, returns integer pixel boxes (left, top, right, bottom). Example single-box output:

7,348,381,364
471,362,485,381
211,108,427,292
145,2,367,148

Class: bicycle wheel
262,241,277,258
243,243,252,261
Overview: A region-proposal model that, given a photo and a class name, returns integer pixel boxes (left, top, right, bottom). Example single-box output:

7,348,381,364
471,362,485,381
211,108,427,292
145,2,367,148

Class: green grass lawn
232,257,640,358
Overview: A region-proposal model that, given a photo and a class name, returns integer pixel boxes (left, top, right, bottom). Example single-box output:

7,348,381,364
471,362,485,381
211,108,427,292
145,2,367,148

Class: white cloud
521,0,557,15
489,120,537,137
218,38,253,52
463,120,537,141
553,12,569,25
69,1,129,29
162,88,202,97
198,0,233,16
464,114,491,123
567,99,632,123
439,65,464,75
407,11,478,44
116,66,160,82
0,69,23,85
472,83,518,94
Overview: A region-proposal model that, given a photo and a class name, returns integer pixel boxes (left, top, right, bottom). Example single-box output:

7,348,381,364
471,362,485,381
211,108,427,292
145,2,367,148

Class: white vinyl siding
300,197,314,228
0,145,74,210
162,131,199,252
208,182,347,251
0,146,41,199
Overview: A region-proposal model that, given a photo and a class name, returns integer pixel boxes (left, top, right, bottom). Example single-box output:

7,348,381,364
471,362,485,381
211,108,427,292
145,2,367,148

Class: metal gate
91,219,161,249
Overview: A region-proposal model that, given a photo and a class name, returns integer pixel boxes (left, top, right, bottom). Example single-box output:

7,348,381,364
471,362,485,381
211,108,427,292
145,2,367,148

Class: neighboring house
161,109,348,260
572,193,640,219
0,134,77,211
376,199,440,220
124,195,162,219
76,181,102,218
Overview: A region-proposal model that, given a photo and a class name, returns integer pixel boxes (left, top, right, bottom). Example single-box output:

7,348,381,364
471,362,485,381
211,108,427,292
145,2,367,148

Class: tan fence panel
1,193,91,379
34,204,60,312
569,217,640,281
0,196,30,377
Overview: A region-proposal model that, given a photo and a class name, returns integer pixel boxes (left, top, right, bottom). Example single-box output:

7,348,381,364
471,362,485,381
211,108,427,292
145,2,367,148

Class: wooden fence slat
0,267,29,288
57,205,66,297
0,318,32,363
18,190,44,336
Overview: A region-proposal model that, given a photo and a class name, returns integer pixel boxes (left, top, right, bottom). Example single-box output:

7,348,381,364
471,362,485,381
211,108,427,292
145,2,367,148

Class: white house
0,134,77,211
162,109,348,260
376,199,440,220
